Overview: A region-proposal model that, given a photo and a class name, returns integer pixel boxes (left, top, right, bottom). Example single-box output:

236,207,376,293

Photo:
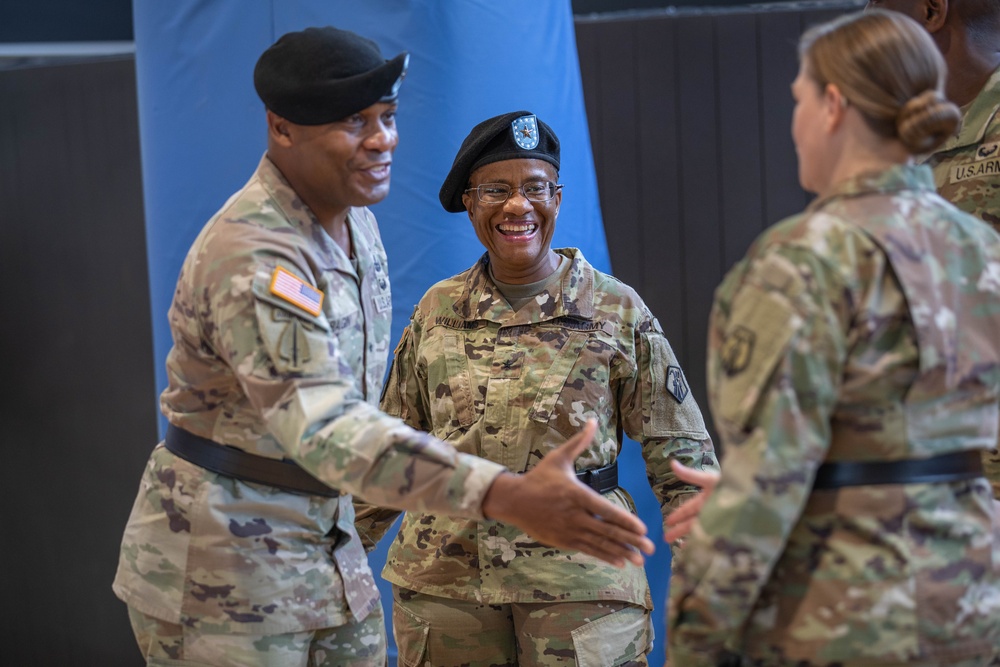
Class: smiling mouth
361,164,391,180
496,222,537,236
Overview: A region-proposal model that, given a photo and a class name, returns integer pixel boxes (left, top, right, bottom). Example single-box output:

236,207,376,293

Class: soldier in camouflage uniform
113,29,655,667
867,0,1000,502
354,111,718,666
667,11,1000,666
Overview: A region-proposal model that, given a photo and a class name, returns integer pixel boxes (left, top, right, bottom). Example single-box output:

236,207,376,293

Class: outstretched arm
663,460,720,544
483,419,655,567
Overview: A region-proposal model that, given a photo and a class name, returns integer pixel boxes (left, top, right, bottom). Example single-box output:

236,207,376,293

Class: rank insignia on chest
512,114,539,150
721,325,755,376
666,365,689,403
270,266,323,316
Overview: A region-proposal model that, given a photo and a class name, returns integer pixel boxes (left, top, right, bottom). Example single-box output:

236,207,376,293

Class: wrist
481,471,520,521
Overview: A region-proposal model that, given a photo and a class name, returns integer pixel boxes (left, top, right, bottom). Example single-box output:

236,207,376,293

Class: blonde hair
799,9,961,154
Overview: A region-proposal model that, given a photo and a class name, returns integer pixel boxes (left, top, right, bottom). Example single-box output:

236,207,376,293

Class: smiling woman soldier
355,111,719,667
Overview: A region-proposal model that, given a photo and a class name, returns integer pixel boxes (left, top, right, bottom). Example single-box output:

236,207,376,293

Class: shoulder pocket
643,333,708,438
251,267,336,374
714,255,803,430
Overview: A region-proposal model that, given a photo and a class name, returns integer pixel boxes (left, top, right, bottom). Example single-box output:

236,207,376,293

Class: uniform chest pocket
442,333,477,428
528,331,615,437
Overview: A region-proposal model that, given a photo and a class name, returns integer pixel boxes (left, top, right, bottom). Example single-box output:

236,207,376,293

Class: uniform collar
934,64,1000,153
255,154,372,277
453,247,595,322
807,163,937,213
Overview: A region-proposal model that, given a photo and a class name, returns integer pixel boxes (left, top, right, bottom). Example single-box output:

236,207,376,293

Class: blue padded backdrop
132,1,669,663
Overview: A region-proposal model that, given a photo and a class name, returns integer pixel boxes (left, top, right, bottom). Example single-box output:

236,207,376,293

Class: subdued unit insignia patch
278,318,311,372
721,325,755,376
270,266,323,316
665,365,689,403
512,114,539,150
977,142,999,160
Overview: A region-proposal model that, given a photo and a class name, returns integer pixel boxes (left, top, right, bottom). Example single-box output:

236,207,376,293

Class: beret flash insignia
512,114,539,150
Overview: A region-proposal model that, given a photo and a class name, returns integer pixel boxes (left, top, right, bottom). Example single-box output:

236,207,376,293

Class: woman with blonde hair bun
667,9,1000,667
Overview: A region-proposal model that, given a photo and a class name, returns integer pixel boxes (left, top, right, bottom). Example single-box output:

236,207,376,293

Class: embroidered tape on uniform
270,266,323,316
951,157,1000,183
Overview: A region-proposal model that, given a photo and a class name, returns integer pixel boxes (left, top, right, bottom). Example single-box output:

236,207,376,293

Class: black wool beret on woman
439,110,560,213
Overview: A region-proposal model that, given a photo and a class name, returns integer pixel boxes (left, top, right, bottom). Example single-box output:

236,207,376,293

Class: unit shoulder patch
721,325,755,376
665,365,689,403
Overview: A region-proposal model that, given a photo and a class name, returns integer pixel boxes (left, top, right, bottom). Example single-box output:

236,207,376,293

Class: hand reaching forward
663,459,720,544
481,419,655,567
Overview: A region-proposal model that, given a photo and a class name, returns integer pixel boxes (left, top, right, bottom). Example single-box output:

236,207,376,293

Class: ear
266,110,294,147
823,83,849,132
923,0,947,32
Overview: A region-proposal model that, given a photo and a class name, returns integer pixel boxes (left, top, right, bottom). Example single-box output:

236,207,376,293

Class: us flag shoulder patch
270,266,323,316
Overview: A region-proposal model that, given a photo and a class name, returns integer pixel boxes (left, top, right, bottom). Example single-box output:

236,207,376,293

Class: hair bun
896,89,961,154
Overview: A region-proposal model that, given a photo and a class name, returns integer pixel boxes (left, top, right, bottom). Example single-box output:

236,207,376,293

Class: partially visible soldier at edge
355,110,719,666
867,0,1000,502
667,9,1000,666
111,26,654,667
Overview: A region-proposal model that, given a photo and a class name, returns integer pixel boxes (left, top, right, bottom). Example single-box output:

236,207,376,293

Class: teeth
498,224,536,233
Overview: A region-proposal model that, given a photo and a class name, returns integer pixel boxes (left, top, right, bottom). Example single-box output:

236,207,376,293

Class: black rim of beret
254,26,408,126
439,111,561,214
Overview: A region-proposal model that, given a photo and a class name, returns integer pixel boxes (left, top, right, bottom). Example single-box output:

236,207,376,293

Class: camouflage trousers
391,586,652,667
127,604,386,666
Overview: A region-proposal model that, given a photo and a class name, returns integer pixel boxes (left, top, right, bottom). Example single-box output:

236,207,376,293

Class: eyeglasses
464,180,563,205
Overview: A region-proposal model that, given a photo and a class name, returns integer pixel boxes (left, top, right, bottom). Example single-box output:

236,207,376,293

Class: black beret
254,26,409,126
439,111,560,213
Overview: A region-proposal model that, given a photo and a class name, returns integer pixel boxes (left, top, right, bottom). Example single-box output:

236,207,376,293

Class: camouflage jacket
923,64,1000,232
355,248,718,606
113,155,505,634
669,165,1000,666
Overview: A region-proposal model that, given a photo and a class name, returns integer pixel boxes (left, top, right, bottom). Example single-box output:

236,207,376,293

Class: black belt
164,424,339,497
813,449,983,490
576,461,619,494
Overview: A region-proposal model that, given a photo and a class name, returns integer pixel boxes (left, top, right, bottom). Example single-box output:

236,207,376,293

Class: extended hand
481,419,655,567
663,460,720,544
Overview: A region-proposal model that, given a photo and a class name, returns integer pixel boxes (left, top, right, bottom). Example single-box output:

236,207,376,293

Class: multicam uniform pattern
355,249,717,629
925,65,1000,233
668,165,1000,667
113,156,505,640
923,65,1000,499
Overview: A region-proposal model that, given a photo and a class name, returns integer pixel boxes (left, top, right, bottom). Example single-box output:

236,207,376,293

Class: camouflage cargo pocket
392,599,430,667
571,604,652,667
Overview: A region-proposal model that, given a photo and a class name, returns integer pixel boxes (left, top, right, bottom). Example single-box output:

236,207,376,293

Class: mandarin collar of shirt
806,163,937,214
255,153,369,280
452,248,595,324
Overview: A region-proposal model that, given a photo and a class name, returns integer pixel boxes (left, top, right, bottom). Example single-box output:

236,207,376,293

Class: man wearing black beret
356,111,719,666
114,29,656,667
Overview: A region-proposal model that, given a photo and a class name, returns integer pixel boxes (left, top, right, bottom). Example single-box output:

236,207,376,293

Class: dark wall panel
576,0,864,443
635,18,684,349
716,12,766,268
0,59,153,666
